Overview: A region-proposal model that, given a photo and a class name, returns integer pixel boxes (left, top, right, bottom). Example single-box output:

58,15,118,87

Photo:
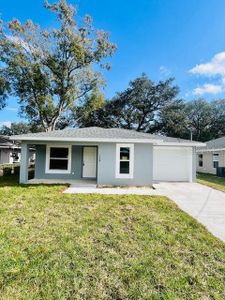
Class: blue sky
1,0,225,125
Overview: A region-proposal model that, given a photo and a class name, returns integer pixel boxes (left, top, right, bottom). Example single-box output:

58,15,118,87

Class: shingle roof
10,127,204,146
0,136,18,148
13,127,156,139
198,136,225,151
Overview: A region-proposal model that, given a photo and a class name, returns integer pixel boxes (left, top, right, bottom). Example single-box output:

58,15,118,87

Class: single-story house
11,127,205,185
0,136,21,164
197,137,225,175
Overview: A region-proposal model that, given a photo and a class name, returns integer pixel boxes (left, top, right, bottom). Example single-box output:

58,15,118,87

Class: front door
82,147,97,178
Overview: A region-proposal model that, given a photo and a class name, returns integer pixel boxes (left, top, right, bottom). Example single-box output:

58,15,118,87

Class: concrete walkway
155,182,225,242
64,182,225,242
63,186,159,195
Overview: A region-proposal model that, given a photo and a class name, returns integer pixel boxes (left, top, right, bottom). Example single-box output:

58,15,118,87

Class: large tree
159,98,217,141
0,122,40,136
158,99,189,138
185,99,214,141
210,99,225,139
74,87,106,127
81,74,180,132
0,0,115,131
0,76,8,110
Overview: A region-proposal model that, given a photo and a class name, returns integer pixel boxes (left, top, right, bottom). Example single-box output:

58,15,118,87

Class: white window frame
116,144,134,179
212,153,219,169
45,144,72,174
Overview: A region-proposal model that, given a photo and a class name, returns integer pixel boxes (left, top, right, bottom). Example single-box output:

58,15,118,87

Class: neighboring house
0,136,35,165
197,137,225,175
0,136,21,164
11,127,204,185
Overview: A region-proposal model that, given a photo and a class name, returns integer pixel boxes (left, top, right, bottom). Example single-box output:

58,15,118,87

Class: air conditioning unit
216,167,225,177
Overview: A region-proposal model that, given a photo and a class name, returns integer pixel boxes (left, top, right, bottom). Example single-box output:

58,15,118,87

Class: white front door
82,147,97,178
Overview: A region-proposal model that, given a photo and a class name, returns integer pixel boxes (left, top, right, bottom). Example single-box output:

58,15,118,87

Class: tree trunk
45,123,56,132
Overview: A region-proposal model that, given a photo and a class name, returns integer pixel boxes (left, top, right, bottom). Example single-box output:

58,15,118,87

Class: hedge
0,164,34,178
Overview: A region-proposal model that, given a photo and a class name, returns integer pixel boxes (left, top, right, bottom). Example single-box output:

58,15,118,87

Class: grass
0,176,225,299
197,172,225,193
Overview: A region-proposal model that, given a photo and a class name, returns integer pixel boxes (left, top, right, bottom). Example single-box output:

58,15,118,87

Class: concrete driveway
64,181,225,242
154,182,225,242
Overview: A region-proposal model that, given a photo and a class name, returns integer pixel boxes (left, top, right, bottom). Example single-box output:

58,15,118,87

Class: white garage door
153,147,192,182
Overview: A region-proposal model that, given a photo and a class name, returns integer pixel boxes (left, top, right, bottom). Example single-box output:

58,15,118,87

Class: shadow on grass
0,175,20,187
0,174,69,188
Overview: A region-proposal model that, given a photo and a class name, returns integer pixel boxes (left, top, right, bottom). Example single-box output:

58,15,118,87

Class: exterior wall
97,143,153,186
0,149,11,164
35,144,83,180
220,151,225,167
30,141,196,185
34,142,153,186
197,150,225,174
192,147,197,182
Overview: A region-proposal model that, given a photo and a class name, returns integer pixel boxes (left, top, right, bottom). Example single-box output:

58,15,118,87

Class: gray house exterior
11,127,204,186
197,137,225,175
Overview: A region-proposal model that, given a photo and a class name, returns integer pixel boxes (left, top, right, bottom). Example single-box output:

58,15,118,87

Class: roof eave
197,147,225,152
155,142,206,147
10,135,205,146
10,136,164,144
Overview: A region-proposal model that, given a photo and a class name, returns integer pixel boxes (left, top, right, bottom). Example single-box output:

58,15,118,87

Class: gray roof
13,127,157,140
10,127,204,146
198,136,225,151
0,136,19,148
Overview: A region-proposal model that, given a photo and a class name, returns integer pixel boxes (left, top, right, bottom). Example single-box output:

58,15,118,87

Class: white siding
197,150,225,174
0,149,11,164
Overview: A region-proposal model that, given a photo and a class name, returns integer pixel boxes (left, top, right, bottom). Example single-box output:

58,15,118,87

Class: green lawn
0,176,225,299
197,172,225,193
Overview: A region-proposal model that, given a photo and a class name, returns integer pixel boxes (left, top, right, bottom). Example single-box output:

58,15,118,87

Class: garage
153,146,193,182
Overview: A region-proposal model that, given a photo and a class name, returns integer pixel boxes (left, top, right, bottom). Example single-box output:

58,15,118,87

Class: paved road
155,182,225,242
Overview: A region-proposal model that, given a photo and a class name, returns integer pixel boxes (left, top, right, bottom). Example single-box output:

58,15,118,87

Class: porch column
20,143,29,184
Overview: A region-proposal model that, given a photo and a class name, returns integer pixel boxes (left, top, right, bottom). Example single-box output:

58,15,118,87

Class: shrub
3,166,13,176
14,165,20,175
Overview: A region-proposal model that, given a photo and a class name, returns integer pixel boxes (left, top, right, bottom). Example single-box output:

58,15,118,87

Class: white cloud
159,65,171,77
6,35,44,58
0,121,11,128
190,52,225,95
190,52,225,76
193,83,223,96
7,35,31,53
6,107,17,112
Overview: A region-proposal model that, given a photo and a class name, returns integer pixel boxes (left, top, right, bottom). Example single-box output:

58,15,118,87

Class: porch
20,143,98,184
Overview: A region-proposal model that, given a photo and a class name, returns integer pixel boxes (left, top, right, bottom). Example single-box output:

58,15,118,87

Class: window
198,154,203,167
46,145,71,174
116,144,134,178
11,151,19,162
213,154,219,169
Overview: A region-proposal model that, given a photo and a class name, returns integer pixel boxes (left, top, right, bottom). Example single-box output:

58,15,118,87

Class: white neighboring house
0,136,21,164
0,135,35,165
197,137,225,175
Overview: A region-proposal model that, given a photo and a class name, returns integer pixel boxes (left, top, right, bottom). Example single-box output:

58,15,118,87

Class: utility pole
190,129,193,141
